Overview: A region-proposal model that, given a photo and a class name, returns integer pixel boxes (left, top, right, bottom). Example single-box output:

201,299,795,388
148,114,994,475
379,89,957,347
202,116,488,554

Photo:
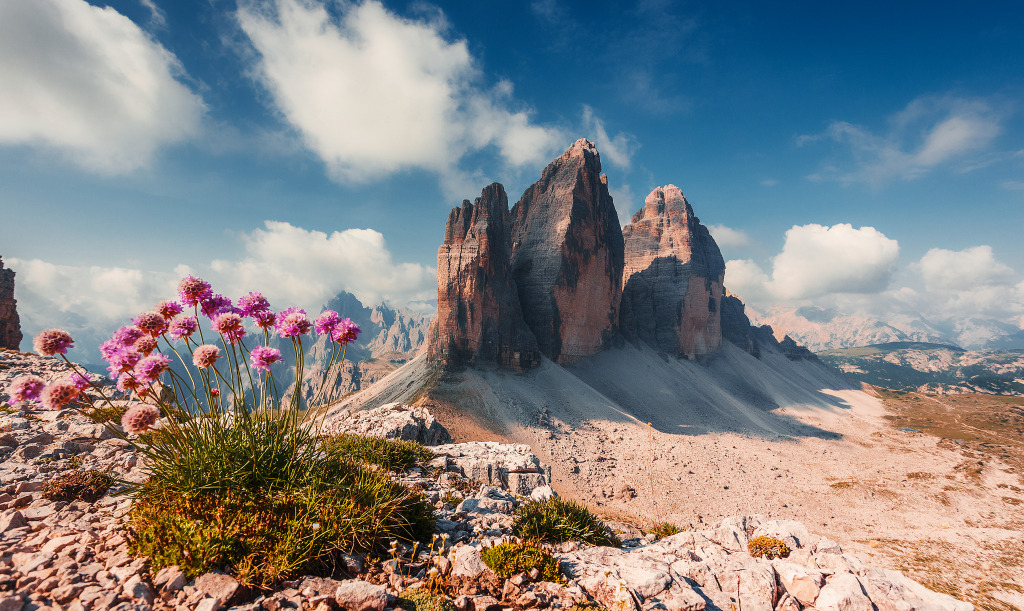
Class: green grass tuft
480,541,563,582
397,589,456,611
647,522,684,539
511,497,621,547
321,433,434,471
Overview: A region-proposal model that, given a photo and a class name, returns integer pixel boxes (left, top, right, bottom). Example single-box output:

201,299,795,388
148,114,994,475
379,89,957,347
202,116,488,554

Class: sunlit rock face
620,185,725,359
508,139,625,365
0,257,22,351
428,183,540,371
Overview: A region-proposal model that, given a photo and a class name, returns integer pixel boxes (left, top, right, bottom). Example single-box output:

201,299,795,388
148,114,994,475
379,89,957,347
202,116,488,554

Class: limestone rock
429,183,541,371
334,580,388,611
325,403,451,445
430,441,551,496
509,139,625,364
0,257,22,351
720,293,760,357
620,185,725,359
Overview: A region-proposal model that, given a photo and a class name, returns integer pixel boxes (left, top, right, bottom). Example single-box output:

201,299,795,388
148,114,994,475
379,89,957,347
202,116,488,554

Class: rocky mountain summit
427,140,802,372
0,257,22,351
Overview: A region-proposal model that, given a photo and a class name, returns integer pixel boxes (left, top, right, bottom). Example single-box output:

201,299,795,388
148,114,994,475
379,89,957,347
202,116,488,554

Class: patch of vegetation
748,536,790,559
397,589,456,611
647,522,684,539
441,493,462,506
41,469,114,503
128,452,434,588
127,416,434,589
480,542,563,582
83,403,128,424
512,497,621,547
321,433,434,471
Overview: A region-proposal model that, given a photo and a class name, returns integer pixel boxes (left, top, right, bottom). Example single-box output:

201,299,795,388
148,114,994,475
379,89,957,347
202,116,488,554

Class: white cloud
724,223,899,302
769,224,899,299
1003,180,1024,191
708,224,751,249
608,183,638,227
139,0,167,28
582,105,638,169
236,0,562,189
917,245,1014,291
801,95,1003,185
9,221,436,358
0,0,203,173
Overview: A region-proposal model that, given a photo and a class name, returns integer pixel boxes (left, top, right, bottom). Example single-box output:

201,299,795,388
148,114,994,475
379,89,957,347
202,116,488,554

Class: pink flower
238,292,272,317
40,380,80,410
105,347,142,377
135,354,171,383
192,344,220,369
33,329,74,356
252,310,276,329
275,307,311,338
210,388,220,397
68,372,92,391
122,403,160,434
117,373,142,394
134,336,159,356
314,310,341,336
134,312,167,337
249,346,282,372
111,326,145,348
332,319,361,345
6,375,45,405
212,312,245,344
200,294,233,319
168,316,198,340
178,275,212,307
156,300,183,319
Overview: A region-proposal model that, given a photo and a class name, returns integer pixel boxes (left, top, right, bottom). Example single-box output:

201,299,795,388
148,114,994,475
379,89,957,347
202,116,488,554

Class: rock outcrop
509,139,625,365
325,402,451,445
429,183,541,371
720,293,760,357
0,257,22,351
620,185,725,359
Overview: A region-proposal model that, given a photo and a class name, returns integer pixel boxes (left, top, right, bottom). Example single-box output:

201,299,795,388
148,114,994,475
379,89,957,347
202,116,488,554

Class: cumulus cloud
582,105,638,169
236,0,562,188
0,0,204,173
916,245,1015,291
708,224,751,249
9,221,436,357
724,223,899,301
800,95,1004,185
769,224,900,299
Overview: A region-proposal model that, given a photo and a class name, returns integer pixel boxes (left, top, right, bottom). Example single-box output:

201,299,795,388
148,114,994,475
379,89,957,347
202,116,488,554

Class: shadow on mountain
332,341,857,442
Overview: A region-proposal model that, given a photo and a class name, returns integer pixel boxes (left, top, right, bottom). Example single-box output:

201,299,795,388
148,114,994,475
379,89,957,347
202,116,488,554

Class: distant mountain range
818,342,1024,396
749,305,1024,352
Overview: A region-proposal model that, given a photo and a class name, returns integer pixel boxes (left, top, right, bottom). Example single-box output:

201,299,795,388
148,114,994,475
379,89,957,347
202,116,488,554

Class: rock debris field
0,350,1002,611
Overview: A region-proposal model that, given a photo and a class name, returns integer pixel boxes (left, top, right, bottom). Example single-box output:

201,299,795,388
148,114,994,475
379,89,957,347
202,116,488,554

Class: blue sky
1,0,1023,355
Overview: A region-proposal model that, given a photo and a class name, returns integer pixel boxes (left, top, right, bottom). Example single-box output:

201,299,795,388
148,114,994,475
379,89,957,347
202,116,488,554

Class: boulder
509,139,625,364
326,403,451,445
620,186,726,359
431,441,551,496
429,183,541,371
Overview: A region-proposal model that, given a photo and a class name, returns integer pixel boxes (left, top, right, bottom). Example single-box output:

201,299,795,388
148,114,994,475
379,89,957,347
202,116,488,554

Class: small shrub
322,433,434,471
747,536,790,559
648,522,683,539
42,469,113,503
480,542,563,582
398,589,456,611
512,497,621,547
128,455,435,588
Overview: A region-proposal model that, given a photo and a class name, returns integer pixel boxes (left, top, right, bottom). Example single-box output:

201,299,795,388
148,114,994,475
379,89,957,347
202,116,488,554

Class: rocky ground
0,351,999,611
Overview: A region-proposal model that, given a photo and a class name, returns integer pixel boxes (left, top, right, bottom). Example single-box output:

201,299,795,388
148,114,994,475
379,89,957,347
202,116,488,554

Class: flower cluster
6,275,368,432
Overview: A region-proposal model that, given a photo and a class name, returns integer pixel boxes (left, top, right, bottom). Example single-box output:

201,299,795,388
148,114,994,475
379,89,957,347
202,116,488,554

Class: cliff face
0,257,22,351
620,186,725,358
509,139,625,364
428,183,541,371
